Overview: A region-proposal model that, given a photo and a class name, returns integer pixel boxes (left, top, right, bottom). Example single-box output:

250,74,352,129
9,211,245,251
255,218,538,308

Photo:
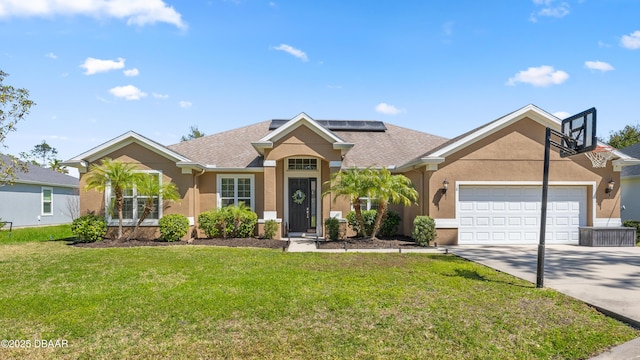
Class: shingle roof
620,143,640,177
168,121,270,168
167,120,449,169
0,154,79,187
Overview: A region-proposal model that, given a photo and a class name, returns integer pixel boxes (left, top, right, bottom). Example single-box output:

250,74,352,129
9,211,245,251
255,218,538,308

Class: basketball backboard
560,107,597,158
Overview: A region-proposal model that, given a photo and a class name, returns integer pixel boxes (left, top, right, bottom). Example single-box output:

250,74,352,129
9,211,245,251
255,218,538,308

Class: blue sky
1,0,640,171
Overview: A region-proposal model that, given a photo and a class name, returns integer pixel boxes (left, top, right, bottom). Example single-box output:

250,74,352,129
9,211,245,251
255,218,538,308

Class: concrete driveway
450,245,640,359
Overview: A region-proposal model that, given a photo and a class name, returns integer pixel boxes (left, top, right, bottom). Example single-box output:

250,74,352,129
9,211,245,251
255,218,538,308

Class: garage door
458,186,587,244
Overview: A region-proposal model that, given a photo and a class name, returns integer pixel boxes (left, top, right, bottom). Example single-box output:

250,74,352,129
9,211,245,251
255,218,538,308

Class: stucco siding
0,184,77,227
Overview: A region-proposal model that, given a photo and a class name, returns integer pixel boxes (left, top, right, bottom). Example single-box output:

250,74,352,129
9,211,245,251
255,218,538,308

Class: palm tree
127,173,181,240
84,158,138,239
48,159,69,174
323,167,374,237
368,168,418,239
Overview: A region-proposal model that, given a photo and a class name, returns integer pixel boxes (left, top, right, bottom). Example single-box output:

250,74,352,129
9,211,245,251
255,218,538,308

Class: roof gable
64,131,191,169
427,104,559,159
252,113,354,155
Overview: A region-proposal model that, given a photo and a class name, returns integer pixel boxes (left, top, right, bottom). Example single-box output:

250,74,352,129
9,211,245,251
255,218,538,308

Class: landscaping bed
73,237,288,249
317,236,429,249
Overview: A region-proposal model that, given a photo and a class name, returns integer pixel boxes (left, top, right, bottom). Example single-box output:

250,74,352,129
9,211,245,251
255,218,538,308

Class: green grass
0,224,74,244
0,242,637,359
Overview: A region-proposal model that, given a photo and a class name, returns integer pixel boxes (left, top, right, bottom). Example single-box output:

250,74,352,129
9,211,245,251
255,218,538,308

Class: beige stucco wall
79,143,195,239
418,118,621,244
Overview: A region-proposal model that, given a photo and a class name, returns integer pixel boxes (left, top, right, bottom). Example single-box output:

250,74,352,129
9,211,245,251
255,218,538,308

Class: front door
288,178,316,233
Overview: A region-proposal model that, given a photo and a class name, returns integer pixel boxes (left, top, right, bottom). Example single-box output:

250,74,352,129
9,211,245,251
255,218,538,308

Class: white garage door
458,186,587,245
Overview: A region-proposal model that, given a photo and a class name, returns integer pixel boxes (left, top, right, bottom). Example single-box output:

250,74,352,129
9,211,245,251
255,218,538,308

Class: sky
1,0,640,176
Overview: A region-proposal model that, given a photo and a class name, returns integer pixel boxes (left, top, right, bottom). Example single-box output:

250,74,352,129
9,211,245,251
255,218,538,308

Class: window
218,175,254,209
354,197,378,211
107,171,161,225
288,158,317,170
42,187,53,215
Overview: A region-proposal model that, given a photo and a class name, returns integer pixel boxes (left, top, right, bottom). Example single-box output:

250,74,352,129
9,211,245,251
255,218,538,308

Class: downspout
193,168,206,237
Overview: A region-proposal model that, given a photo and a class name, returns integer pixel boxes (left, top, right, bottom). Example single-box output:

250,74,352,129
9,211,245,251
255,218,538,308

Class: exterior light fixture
442,179,449,194
606,179,615,196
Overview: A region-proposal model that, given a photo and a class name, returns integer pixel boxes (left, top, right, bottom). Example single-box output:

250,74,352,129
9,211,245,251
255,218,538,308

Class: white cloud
273,44,308,62
123,68,139,77
152,92,169,99
553,111,570,119
81,57,125,75
530,0,570,22
506,65,569,87
179,100,192,108
0,0,187,29
585,61,614,72
109,85,147,100
45,52,57,59
621,30,640,50
375,102,405,115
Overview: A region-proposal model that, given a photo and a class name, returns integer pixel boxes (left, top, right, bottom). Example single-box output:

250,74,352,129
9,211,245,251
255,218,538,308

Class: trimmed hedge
345,209,400,237
263,219,278,239
412,215,436,247
71,214,107,243
324,217,341,240
198,204,258,238
159,214,190,242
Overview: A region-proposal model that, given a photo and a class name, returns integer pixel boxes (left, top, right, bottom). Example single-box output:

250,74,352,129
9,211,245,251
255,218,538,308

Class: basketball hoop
584,145,616,168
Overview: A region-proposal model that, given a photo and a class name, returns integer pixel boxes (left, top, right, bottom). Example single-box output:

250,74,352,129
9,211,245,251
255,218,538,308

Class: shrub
623,220,640,244
198,204,258,238
71,214,107,243
324,217,342,240
263,219,278,239
159,214,190,242
379,210,401,237
346,210,376,237
346,209,400,237
412,215,436,247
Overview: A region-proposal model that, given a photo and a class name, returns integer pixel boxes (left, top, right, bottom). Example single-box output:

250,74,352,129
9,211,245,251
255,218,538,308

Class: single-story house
0,154,79,228
64,104,639,244
620,142,640,222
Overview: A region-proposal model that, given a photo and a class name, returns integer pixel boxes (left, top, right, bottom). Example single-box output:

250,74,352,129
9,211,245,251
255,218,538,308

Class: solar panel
269,119,387,132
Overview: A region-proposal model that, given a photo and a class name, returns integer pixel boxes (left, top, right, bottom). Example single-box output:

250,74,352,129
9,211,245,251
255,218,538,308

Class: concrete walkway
287,239,640,359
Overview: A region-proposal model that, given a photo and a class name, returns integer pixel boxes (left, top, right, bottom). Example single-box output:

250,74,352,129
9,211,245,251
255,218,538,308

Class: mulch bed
71,236,428,250
72,238,288,249
317,236,427,250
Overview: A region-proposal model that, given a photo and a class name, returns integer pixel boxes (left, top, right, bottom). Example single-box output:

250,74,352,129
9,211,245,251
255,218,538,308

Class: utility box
579,227,636,247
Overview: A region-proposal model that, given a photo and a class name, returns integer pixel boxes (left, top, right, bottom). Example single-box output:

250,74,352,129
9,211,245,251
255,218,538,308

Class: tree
0,70,35,184
27,140,58,166
322,167,375,237
48,159,69,174
180,125,205,142
604,124,640,149
84,158,138,239
127,173,181,240
368,168,418,239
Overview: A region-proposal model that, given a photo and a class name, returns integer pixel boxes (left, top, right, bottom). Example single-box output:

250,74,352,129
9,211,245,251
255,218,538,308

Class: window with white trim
107,171,161,225
353,197,378,211
288,158,317,170
218,174,254,209
42,187,53,215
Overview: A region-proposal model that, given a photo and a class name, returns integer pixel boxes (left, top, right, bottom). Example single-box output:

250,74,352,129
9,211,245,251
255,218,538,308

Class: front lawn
0,224,74,244
0,242,637,359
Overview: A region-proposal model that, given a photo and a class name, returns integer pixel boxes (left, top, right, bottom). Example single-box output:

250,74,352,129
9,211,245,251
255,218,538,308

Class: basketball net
585,145,616,168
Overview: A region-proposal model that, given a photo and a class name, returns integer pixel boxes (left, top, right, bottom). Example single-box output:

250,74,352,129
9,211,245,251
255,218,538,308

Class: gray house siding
0,183,78,227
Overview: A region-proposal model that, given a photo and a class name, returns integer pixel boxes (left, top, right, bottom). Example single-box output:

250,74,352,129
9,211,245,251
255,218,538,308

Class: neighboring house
64,104,639,244
620,142,640,222
0,154,79,228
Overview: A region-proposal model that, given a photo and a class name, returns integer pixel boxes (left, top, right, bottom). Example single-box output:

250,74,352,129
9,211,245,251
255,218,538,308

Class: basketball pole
537,127,551,288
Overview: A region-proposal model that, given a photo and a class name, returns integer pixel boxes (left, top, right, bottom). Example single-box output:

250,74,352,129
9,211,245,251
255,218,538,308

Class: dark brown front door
289,178,311,232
